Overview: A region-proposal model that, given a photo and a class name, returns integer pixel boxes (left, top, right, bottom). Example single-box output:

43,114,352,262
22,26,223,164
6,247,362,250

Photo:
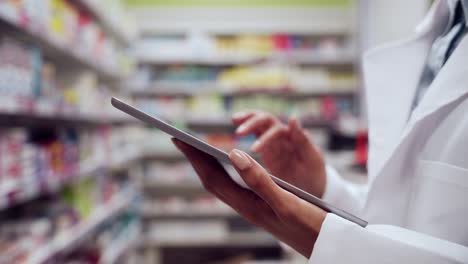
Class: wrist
311,208,327,234
298,204,327,257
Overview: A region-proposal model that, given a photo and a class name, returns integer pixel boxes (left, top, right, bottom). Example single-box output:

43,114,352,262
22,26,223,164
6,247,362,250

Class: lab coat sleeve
322,165,368,215
309,214,468,264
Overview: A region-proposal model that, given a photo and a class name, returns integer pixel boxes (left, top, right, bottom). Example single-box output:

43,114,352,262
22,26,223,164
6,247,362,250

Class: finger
172,139,257,207
288,117,309,145
232,111,256,125
288,117,324,162
262,139,294,163
235,113,276,136
250,124,288,153
172,138,279,227
172,138,239,195
172,138,224,174
228,149,296,213
288,117,314,152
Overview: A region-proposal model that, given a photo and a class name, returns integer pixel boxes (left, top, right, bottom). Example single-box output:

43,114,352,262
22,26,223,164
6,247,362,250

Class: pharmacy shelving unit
141,233,281,264
0,146,140,210
143,181,208,198
136,51,357,67
99,220,141,264
0,110,134,127
127,57,358,134
0,1,142,263
130,81,357,98
142,231,278,248
74,0,136,45
26,189,136,264
0,13,119,82
141,207,238,220
125,2,363,263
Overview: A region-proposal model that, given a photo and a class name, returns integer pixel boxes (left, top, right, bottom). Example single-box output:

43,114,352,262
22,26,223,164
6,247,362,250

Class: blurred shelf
126,81,218,97
0,12,124,81
142,150,185,161
132,6,355,37
224,89,356,98
185,117,238,132
143,182,208,197
141,232,279,248
142,208,238,220
273,50,357,66
137,55,261,66
0,146,141,211
99,223,140,264
109,147,144,172
204,29,352,36
185,117,332,132
0,110,134,128
0,159,94,211
137,52,356,67
26,190,134,264
132,116,332,132
75,0,135,45
130,84,357,99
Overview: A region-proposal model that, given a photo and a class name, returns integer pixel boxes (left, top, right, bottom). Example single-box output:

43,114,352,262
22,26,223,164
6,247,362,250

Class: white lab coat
309,1,468,263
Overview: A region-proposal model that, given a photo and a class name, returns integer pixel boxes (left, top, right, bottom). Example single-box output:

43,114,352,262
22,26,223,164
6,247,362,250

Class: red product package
355,129,368,167
272,34,290,51
320,97,338,120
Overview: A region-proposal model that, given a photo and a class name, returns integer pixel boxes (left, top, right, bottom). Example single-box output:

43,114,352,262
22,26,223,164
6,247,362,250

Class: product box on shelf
0,173,134,263
0,125,142,205
0,0,134,78
0,34,132,118
132,93,354,123
0,38,38,111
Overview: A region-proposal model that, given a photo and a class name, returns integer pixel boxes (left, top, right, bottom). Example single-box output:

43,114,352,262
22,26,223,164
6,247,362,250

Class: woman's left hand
172,138,327,257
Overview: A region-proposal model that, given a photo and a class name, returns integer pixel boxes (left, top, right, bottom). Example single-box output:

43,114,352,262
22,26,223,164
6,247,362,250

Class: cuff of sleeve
322,165,348,205
309,214,468,263
309,213,363,263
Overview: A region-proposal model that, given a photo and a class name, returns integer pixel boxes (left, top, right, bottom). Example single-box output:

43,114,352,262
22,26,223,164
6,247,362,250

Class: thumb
228,149,292,211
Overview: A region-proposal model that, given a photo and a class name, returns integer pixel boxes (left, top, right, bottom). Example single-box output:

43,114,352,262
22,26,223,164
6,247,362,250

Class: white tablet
111,97,367,227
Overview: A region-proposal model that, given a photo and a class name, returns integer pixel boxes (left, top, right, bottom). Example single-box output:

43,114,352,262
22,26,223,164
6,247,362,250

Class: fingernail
236,124,247,134
229,149,251,170
232,112,246,119
251,140,260,152
289,116,301,129
289,116,298,124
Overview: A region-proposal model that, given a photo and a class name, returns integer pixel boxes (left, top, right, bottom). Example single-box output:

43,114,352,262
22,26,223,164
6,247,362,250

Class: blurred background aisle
0,0,429,264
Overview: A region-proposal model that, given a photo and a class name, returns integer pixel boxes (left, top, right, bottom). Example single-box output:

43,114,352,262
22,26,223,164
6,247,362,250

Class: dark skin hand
233,111,327,198
172,138,327,257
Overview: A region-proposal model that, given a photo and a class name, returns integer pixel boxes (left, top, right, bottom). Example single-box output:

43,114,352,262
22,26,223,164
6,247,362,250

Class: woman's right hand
233,111,327,197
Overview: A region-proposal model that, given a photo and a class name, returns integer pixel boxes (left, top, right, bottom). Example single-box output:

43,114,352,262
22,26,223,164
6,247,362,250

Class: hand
233,111,326,198
172,138,327,257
